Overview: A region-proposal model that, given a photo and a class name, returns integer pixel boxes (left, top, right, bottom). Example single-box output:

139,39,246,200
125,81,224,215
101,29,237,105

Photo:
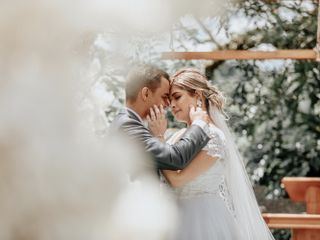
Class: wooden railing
263,213,320,230
262,178,320,240
263,213,320,240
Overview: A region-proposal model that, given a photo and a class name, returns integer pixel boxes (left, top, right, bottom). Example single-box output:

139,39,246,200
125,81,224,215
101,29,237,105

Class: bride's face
170,85,197,124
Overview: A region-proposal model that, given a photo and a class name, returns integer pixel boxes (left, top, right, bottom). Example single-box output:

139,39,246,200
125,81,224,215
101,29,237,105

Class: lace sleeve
202,125,226,159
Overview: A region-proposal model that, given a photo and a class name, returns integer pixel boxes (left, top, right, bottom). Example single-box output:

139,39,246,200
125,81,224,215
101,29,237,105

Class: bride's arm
162,151,218,188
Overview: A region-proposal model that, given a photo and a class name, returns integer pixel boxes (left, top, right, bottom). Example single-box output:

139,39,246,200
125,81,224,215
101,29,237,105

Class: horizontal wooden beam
263,213,320,229
264,0,319,2
161,50,317,60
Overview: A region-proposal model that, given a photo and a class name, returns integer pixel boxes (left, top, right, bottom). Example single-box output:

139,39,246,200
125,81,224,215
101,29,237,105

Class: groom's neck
126,101,145,120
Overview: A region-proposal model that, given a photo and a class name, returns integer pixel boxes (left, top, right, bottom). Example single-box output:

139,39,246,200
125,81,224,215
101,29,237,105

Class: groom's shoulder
110,109,142,130
111,110,128,128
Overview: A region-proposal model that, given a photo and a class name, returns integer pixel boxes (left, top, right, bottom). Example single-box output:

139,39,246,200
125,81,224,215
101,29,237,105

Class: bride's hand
189,105,210,123
147,104,167,141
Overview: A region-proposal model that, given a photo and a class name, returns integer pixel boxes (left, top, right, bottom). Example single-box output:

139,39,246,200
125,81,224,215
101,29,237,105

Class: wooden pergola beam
161,50,317,60
264,0,319,2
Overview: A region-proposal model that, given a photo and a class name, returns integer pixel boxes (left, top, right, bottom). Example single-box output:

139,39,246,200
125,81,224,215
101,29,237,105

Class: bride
150,68,274,240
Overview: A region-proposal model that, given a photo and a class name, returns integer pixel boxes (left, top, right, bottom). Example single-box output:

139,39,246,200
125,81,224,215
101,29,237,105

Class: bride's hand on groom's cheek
147,105,167,141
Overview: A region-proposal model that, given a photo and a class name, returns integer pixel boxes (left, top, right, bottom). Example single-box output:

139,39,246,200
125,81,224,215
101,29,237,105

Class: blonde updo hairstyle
171,68,225,112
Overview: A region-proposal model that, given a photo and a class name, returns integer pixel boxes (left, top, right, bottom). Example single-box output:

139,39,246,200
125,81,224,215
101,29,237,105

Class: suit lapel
125,108,143,123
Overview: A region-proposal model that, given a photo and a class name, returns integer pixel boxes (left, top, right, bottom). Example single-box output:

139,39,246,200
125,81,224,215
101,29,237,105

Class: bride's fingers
146,115,151,122
160,104,164,112
150,107,156,120
153,105,161,119
160,104,165,117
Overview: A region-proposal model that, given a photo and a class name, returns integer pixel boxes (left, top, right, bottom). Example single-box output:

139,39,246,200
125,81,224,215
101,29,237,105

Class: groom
111,64,210,171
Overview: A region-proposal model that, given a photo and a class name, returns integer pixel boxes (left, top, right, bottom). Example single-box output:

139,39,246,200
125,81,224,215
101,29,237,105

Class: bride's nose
170,100,176,108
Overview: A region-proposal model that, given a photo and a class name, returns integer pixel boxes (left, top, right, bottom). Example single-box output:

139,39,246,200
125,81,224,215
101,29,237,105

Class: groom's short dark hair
125,64,170,101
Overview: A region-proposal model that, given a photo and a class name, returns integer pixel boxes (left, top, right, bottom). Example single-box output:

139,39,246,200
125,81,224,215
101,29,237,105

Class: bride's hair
171,68,225,112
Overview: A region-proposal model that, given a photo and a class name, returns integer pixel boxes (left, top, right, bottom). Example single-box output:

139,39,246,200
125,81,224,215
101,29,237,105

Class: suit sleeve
120,119,210,170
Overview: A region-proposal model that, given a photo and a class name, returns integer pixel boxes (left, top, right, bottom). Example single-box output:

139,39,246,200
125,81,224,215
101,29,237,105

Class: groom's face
146,77,170,111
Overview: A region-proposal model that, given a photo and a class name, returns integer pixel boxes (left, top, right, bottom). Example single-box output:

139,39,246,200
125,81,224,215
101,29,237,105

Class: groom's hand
147,104,167,141
189,105,209,123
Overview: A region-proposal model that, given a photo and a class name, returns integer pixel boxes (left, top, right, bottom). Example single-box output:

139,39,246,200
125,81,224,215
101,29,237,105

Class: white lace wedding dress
162,124,245,240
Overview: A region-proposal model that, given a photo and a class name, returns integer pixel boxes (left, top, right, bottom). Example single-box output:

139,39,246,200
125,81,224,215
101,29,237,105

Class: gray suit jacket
110,108,210,170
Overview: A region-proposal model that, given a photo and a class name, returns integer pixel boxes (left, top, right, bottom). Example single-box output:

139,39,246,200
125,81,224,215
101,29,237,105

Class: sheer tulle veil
208,102,274,240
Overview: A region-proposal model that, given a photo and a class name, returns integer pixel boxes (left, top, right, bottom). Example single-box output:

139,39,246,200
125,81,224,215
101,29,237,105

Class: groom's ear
141,87,149,102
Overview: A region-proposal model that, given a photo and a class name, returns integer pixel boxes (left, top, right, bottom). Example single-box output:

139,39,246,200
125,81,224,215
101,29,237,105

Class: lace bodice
161,124,234,213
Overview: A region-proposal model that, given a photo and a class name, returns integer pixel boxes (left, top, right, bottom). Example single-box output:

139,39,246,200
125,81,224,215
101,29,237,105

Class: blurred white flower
107,180,178,240
93,82,115,108
0,1,179,239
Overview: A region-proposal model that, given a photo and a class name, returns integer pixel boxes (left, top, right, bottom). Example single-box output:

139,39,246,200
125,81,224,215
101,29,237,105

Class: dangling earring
197,98,202,108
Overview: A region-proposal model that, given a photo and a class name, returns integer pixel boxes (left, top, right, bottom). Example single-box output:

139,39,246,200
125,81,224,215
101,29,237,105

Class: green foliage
165,1,319,204
207,0,320,199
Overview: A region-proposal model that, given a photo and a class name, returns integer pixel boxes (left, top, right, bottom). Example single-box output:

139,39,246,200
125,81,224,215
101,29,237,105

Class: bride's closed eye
172,95,181,100
175,96,181,100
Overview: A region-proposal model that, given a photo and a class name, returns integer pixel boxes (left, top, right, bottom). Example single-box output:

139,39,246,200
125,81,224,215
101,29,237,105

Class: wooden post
293,229,320,240
306,186,320,214
282,177,320,240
